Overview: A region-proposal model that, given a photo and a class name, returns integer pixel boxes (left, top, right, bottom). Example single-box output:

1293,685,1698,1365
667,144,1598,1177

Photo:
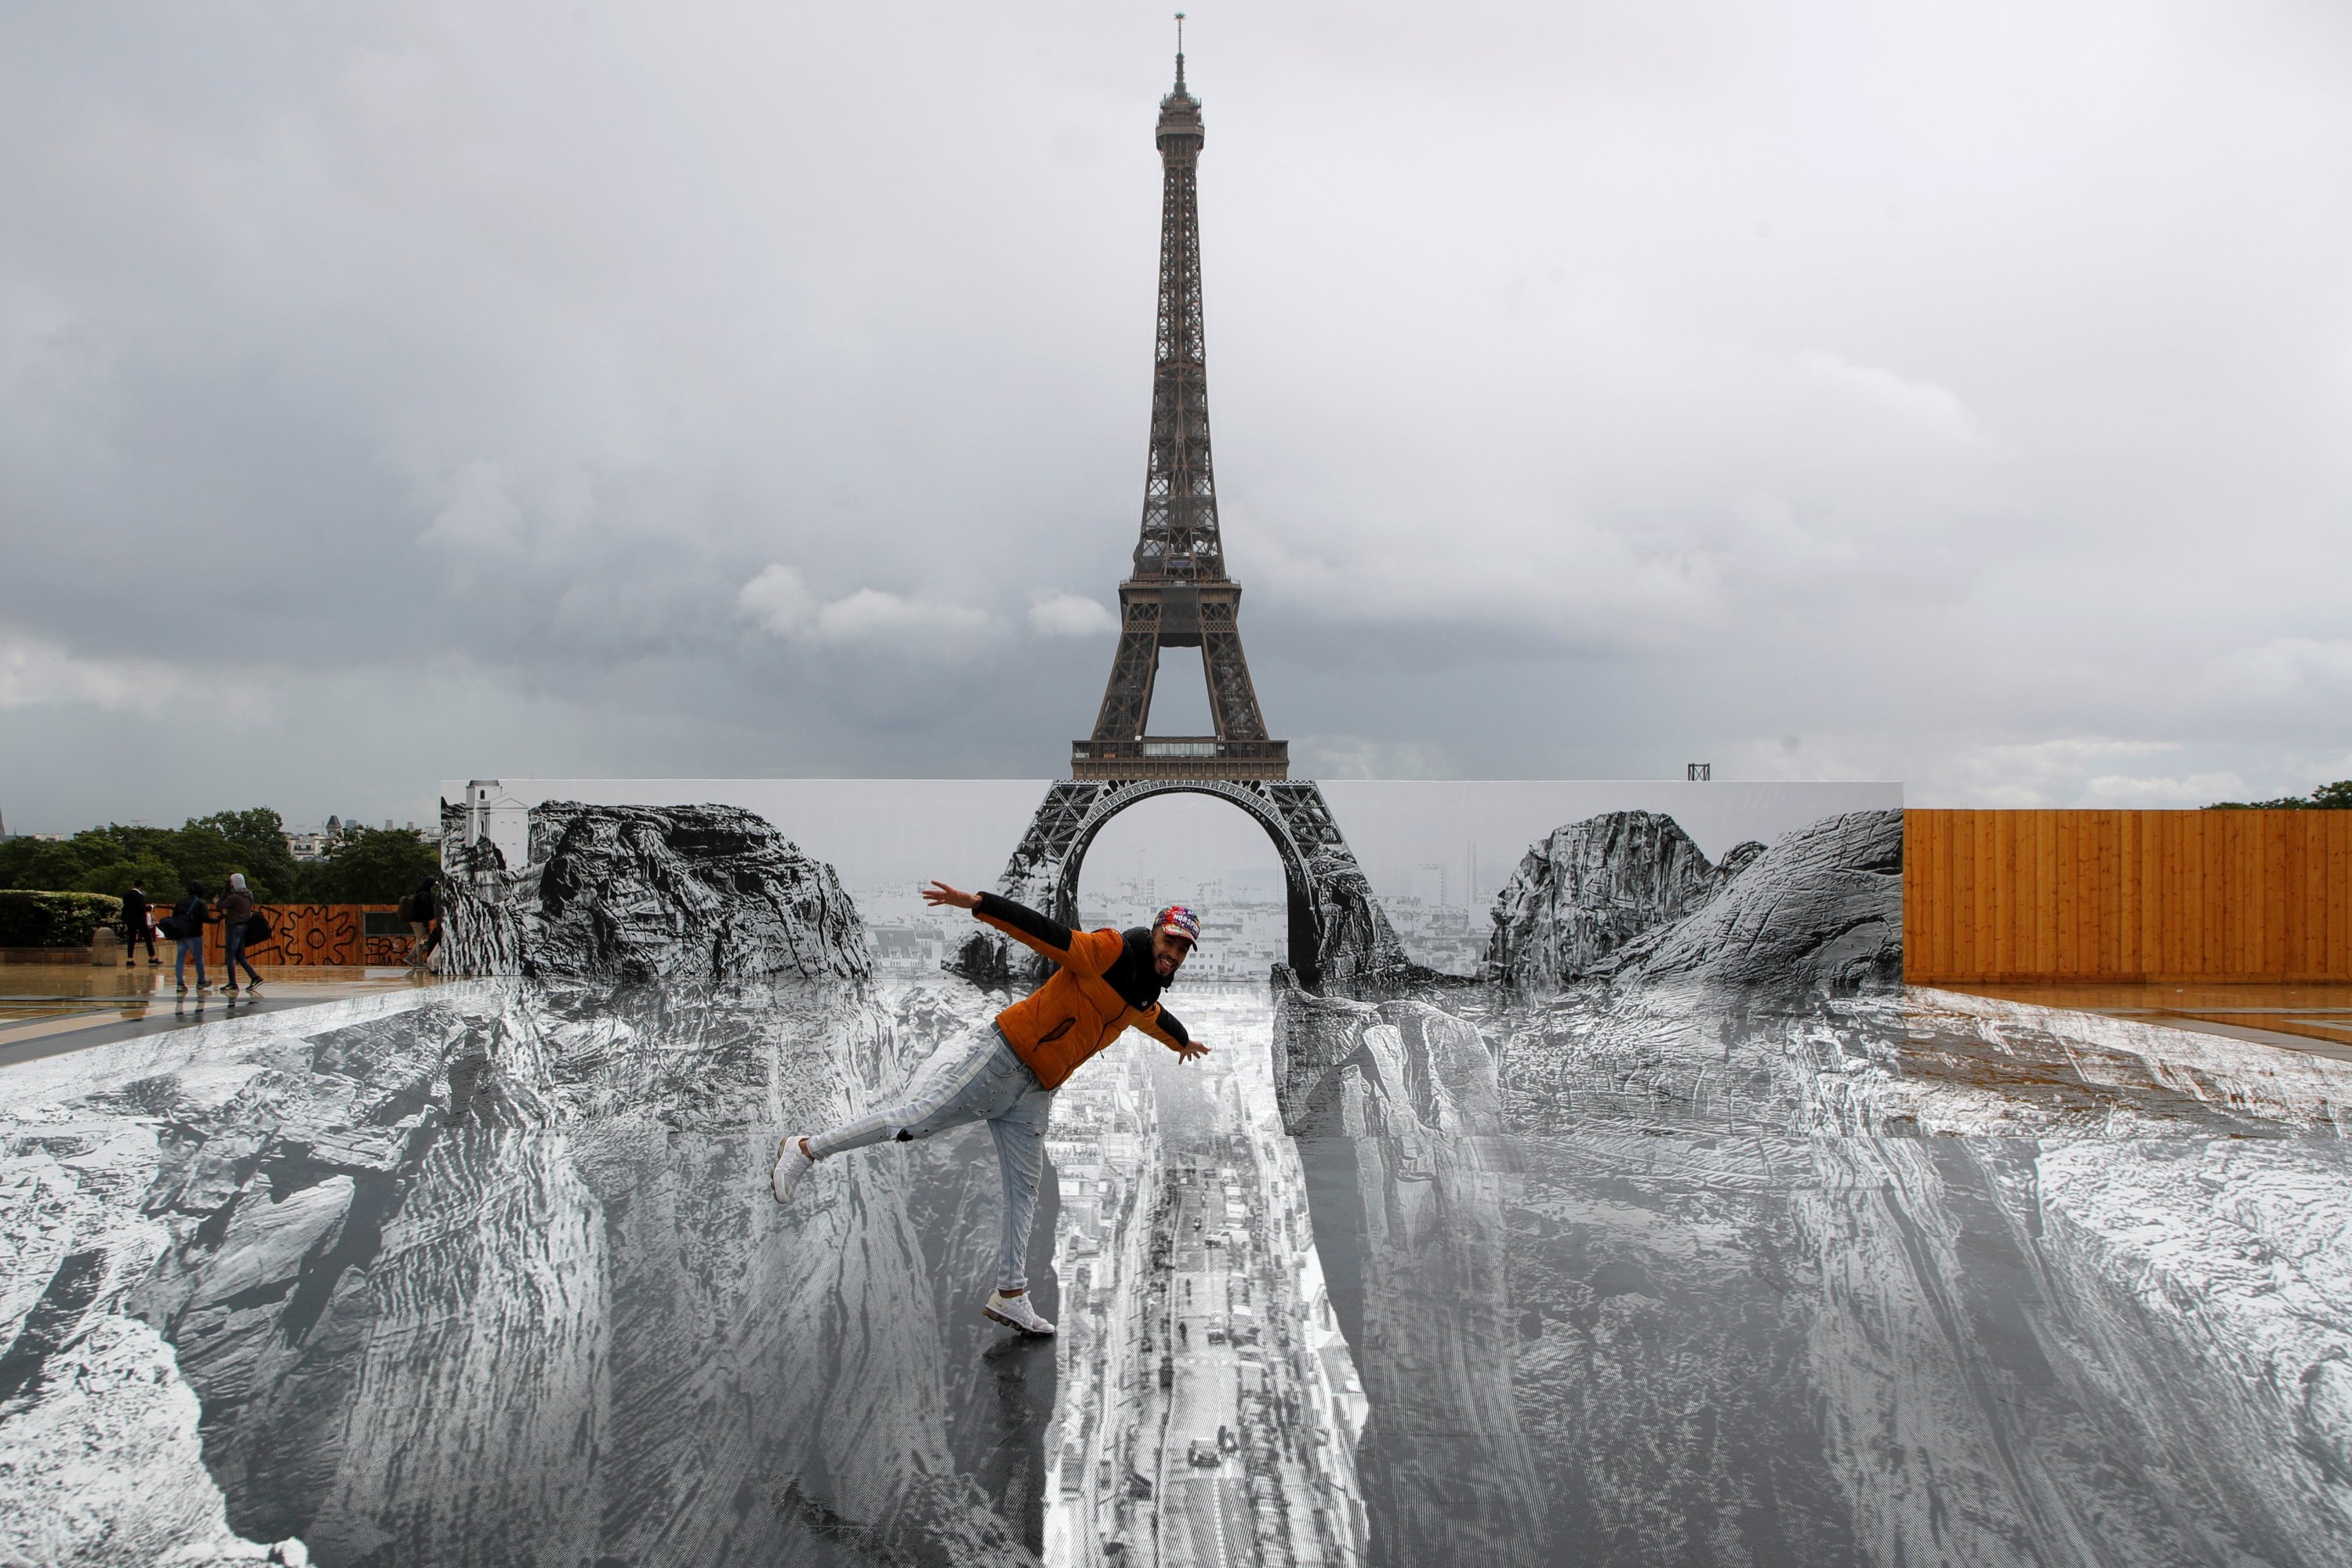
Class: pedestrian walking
771,881,1207,1338
220,873,263,994
168,882,213,994
400,877,440,971
122,878,159,965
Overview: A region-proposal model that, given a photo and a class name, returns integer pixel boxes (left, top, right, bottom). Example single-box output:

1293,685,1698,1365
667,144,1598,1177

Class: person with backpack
220,873,264,994
169,881,214,995
122,878,159,966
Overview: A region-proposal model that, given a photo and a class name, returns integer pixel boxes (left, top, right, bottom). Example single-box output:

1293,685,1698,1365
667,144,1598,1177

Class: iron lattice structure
956,777,1403,989
963,48,1406,990
1074,48,1282,782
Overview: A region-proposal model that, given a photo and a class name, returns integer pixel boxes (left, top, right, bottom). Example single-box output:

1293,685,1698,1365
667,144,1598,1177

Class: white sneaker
984,1291,1055,1336
771,1134,815,1204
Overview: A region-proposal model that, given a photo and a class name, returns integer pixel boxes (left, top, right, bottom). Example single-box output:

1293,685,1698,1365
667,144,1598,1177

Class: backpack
396,892,418,921
244,909,272,943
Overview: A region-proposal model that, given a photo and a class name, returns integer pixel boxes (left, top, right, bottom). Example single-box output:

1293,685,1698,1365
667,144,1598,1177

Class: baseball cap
1154,904,1201,947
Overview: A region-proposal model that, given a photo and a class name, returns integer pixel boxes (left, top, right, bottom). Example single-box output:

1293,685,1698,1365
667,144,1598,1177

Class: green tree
163,823,246,898
187,808,301,901
299,827,441,903
2209,780,2352,809
3,808,310,903
97,824,188,866
72,855,186,905
0,836,105,892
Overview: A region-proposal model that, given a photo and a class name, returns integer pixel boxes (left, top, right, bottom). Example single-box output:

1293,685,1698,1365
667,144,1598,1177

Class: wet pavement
0,964,431,1070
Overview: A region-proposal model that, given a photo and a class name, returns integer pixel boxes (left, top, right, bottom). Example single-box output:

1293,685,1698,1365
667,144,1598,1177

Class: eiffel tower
1072,41,1279,784
960,39,1402,990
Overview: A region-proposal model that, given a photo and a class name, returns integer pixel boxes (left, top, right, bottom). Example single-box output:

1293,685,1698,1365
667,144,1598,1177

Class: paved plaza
0,962,436,1070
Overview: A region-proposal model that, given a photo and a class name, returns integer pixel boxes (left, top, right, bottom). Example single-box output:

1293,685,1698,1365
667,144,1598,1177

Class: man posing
771,881,1207,1337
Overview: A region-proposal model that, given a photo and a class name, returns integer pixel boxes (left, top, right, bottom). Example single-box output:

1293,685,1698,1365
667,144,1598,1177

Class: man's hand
1174,1040,1210,1063
922,880,981,911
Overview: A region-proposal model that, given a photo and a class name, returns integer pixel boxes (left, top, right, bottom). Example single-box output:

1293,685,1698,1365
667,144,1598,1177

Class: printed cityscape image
4,7,2350,1566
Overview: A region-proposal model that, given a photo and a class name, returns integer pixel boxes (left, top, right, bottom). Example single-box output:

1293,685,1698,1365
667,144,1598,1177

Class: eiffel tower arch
962,45,1404,992
953,777,1403,990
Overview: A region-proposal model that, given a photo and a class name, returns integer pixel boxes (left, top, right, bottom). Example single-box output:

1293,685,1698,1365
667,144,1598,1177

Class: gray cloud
3,0,2349,830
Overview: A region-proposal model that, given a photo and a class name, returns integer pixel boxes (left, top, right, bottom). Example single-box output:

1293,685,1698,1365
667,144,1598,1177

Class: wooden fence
189,904,416,967
1904,810,2352,983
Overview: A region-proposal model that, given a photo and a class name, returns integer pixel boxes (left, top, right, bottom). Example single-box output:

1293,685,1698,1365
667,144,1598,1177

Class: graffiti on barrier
204,905,415,967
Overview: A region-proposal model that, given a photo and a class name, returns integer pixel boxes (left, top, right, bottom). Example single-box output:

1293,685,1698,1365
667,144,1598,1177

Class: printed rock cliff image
0,810,1062,1568
1486,808,1899,992
1275,972,2352,1568
442,802,871,984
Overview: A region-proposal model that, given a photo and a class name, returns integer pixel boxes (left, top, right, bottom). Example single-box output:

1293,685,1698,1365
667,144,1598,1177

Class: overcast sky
3,0,2349,832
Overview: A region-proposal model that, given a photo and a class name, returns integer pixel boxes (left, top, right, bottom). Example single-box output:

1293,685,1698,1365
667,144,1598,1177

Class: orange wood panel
1956,811,1976,976
2060,818,2079,973
2303,815,2325,975
2022,811,2043,973
2310,815,2325,973
2324,818,2343,973
2266,814,2289,976
2118,811,2139,976
1903,809,2352,982
1994,810,2016,977
1921,811,1943,977
2176,813,2198,977
1947,811,1965,977
2094,811,2118,975
2201,818,2220,973
1932,811,1951,976
2169,812,2187,973
2220,813,2241,975
2313,815,2332,975
1972,811,1994,979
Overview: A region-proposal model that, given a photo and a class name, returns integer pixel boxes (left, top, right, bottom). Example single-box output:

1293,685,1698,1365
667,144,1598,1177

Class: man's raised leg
771,1021,1005,1204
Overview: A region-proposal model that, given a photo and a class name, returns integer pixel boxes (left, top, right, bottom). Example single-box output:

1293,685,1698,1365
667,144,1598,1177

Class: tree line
2206,780,2352,810
0,808,441,906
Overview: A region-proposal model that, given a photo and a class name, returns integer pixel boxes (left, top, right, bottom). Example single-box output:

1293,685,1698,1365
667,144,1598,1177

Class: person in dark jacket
172,882,213,995
122,879,158,965
220,873,263,994
404,877,440,971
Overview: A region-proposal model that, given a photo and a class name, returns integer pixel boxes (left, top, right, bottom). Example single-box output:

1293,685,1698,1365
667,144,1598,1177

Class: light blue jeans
806,1023,1054,1293
174,937,205,987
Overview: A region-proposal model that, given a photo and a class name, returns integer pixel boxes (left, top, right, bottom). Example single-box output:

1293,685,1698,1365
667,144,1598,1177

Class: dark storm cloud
3,0,2349,827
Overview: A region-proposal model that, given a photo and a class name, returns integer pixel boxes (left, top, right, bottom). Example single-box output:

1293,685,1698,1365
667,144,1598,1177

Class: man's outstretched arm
924,880,1080,964
1138,1004,1210,1062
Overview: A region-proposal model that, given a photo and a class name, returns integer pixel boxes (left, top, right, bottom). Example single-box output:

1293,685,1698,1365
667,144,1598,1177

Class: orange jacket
975,892,1190,1090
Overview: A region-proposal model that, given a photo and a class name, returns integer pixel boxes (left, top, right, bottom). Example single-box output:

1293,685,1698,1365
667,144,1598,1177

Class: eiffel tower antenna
1074,30,1285,781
